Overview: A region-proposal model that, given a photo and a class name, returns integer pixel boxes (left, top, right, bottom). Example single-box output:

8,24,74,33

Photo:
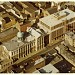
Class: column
41,36,42,49
49,34,51,44
43,36,44,48
27,44,28,55
35,38,37,51
29,43,30,54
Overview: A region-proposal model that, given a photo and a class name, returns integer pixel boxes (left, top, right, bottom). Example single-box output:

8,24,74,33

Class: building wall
44,11,49,17
0,59,13,73
20,22,31,32
65,33,74,47
36,36,44,51
0,29,18,42
3,19,16,30
25,10,35,18
66,21,75,32
10,40,35,59
35,60,45,69
39,12,75,45
74,40,75,47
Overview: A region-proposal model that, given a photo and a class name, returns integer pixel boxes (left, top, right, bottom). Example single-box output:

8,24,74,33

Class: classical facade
1,27,45,61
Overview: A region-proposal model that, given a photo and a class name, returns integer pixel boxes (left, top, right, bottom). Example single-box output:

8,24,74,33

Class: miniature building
26,27,45,51
1,27,45,60
33,63,59,73
38,9,75,46
0,13,16,32
55,44,75,67
35,2,46,8
65,32,75,47
44,7,58,16
0,27,18,42
0,45,13,72
16,21,32,32
65,31,75,53
34,56,45,69
19,2,37,18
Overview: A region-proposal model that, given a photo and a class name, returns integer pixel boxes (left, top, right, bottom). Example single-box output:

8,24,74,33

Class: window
12,52,13,56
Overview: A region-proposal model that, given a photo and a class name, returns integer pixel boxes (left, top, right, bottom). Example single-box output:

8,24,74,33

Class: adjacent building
0,27,18,42
65,31,75,47
44,7,58,16
38,9,75,46
0,13,16,32
33,63,59,73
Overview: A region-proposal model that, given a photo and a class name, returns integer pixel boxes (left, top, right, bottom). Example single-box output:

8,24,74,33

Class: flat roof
0,28,18,39
27,27,41,38
34,57,44,65
3,37,24,51
34,63,59,73
46,7,57,14
40,9,75,27
66,31,75,39
25,34,35,42
23,2,37,10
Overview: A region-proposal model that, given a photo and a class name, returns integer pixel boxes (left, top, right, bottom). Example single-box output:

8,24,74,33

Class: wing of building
38,8,75,46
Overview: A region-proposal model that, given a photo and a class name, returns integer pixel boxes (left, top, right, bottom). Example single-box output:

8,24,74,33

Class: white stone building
1,27,45,61
38,9,75,46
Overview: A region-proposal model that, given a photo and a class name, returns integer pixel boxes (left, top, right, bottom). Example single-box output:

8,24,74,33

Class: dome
17,32,24,38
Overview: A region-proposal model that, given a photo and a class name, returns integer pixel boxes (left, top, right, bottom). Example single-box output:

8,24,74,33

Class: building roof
48,49,57,55
3,2,13,8
11,2,23,11
46,7,57,14
3,17,11,23
1,13,14,20
40,9,75,27
25,7,35,14
0,7,5,12
0,28,18,40
25,34,35,42
58,44,68,51
2,3,11,9
66,31,75,39
3,37,24,51
26,27,41,38
0,58,12,65
34,63,59,73
23,2,37,10
34,57,44,65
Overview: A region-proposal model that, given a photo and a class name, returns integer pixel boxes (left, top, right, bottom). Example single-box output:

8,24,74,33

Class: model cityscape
0,1,75,73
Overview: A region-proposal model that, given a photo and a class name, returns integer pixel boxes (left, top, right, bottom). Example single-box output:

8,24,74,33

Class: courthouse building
1,27,45,60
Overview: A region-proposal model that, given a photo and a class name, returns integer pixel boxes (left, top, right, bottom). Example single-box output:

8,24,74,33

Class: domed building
17,31,24,42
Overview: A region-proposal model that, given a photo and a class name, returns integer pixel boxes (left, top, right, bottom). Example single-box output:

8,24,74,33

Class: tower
17,31,24,42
